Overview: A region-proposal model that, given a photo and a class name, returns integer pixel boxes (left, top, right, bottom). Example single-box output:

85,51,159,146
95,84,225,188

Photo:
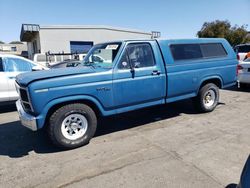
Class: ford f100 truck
15,38,238,149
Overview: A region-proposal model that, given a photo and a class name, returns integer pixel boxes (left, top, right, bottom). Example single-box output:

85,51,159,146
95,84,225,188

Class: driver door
112,42,166,110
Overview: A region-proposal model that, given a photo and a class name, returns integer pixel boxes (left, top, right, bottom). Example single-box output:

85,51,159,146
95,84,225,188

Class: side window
200,43,227,58
0,58,3,71
4,58,33,72
170,43,228,61
4,58,18,72
122,44,155,68
170,44,202,61
118,51,130,69
118,43,155,69
127,43,155,68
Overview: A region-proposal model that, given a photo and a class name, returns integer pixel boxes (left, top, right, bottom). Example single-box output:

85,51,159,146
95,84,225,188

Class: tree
197,20,250,46
9,41,23,44
0,41,4,44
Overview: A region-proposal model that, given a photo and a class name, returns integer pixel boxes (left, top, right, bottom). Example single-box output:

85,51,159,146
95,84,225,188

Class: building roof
40,25,152,35
20,24,152,41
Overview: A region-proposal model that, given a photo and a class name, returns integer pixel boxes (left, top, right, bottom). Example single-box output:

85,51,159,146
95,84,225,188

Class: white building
20,24,154,59
0,42,28,57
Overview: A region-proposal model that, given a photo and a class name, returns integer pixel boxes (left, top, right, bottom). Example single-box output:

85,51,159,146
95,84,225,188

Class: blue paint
16,38,238,129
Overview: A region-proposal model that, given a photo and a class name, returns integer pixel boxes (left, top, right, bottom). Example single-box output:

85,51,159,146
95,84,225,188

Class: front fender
36,95,107,129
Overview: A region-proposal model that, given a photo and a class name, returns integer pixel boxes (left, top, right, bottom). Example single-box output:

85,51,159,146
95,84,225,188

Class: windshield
82,42,121,68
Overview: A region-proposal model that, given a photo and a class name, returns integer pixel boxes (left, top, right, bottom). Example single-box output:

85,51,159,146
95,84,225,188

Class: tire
48,103,97,149
193,83,219,113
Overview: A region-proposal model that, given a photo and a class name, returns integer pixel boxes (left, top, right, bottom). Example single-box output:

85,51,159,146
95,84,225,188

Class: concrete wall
38,28,152,54
27,32,41,59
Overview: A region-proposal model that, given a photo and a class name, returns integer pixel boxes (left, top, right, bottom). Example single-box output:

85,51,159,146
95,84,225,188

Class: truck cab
15,38,238,149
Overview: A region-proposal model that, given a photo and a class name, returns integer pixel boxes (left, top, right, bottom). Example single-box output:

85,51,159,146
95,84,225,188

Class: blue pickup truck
15,38,237,148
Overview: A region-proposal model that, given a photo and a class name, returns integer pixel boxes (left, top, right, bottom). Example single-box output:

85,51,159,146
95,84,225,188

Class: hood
16,67,96,86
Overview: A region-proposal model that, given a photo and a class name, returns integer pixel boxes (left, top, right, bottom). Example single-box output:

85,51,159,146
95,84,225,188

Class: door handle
151,70,161,75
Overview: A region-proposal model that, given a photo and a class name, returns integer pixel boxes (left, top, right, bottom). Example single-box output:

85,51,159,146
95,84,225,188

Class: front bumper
16,100,37,131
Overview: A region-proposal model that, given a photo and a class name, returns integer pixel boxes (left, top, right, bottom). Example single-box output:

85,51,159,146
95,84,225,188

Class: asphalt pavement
0,87,250,188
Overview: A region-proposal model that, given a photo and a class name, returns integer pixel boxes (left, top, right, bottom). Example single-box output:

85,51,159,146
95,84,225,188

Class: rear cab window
170,43,227,61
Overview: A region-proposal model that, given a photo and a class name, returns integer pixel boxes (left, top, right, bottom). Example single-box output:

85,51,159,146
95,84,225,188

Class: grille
22,102,32,111
20,88,29,102
16,83,33,112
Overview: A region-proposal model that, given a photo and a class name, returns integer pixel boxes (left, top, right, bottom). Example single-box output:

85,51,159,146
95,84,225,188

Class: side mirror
32,65,44,71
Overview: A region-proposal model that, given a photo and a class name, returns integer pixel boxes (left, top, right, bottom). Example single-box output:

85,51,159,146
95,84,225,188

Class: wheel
193,83,219,113
48,103,97,149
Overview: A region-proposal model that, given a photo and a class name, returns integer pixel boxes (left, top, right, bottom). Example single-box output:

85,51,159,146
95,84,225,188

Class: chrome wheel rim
203,89,216,108
61,114,88,140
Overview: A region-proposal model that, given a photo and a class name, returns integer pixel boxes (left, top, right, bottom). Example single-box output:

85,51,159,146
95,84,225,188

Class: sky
0,0,249,43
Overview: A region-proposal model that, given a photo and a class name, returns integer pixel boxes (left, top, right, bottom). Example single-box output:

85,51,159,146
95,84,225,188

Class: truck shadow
224,85,250,92
95,99,199,137
0,99,223,158
0,121,61,158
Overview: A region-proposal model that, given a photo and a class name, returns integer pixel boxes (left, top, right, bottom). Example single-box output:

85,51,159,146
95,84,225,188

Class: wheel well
199,78,222,90
44,99,101,129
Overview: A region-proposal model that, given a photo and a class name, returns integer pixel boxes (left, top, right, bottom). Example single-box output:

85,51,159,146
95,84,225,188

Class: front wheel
193,83,219,113
48,103,97,149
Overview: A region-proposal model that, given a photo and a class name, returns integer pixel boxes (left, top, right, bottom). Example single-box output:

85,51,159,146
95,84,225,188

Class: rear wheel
193,83,219,113
48,103,97,149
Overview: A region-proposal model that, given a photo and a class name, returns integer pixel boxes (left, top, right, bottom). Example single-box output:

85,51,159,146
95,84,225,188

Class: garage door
70,41,93,53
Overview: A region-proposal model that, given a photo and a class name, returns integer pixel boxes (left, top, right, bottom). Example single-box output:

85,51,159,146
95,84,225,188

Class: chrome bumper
16,100,37,131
